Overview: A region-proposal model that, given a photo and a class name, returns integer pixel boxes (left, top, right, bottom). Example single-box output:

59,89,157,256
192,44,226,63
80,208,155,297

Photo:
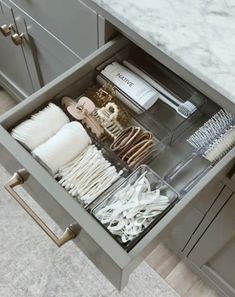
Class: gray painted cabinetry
166,166,235,297
0,36,234,291
0,0,234,293
0,1,34,98
189,192,235,297
0,0,99,99
164,178,225,253
186,167,235,297
8,0,99,58
13,7,81,90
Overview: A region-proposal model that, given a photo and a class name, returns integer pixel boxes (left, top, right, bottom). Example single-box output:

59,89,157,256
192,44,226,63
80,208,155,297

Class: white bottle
97,62,159,113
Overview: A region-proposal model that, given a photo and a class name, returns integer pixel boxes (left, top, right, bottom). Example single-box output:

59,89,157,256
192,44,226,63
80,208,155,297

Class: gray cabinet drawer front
8,0,98,58
0,141,129,289
0,0,34,96
164,178,226,254
209,236,235,295
223,165,235,192
10,4,81,88
0,127,130,289
182,164,235,256
0,36,234,290
188,193,235,296
189,191,235,265
164,207,204,253
183,185,234,256
0,142,76,232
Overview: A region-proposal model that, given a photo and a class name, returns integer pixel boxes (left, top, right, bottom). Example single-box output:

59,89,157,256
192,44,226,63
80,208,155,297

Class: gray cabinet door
164,171,228,254
0,0,34,98
189,192,235,297
12,8,81,88
7,0,98,58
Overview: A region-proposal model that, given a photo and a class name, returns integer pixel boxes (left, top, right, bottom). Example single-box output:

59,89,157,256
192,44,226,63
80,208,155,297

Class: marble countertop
87,0,235,108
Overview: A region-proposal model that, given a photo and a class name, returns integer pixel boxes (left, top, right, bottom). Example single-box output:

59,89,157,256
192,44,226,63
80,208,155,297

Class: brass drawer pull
4,169,80,247
0,23,14,36
11,33,24,46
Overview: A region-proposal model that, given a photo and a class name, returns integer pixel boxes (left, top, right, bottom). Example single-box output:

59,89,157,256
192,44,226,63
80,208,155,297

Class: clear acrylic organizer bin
96,45,206,145
91,165,179,251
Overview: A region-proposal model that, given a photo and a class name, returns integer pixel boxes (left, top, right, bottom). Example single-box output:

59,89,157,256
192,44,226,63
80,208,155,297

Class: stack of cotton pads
11,103,69,150
56,145,122,205
32,122,91,174
11,103,91,174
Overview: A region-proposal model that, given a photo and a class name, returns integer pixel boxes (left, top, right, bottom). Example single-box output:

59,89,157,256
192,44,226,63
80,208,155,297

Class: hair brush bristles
187,109,235,162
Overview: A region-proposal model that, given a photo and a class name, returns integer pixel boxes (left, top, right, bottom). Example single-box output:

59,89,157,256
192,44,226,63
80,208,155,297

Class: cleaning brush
165,109,235,183
123,60,197,118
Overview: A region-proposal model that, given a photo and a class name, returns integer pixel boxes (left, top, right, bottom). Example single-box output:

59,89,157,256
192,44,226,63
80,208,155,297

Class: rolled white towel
32,122,91,174
11,103,69,150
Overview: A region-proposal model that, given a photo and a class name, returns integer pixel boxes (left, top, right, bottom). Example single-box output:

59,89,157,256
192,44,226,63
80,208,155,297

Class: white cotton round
32,121,91,174
11,103,69,150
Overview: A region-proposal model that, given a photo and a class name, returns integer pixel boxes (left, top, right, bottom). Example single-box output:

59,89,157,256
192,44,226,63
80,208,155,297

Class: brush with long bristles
165,109,235,184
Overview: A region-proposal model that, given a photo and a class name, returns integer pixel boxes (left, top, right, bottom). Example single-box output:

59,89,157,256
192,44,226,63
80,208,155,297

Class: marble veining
91,0,235,104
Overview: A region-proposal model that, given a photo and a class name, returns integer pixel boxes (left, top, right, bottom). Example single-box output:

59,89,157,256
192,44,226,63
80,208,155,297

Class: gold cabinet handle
4,169,80,247
11,32,24,46
0,23,14,36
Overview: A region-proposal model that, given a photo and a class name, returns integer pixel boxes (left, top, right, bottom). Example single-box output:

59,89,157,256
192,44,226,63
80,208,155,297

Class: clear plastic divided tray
95,47,206,145
91,165,179,251
60,94,166,171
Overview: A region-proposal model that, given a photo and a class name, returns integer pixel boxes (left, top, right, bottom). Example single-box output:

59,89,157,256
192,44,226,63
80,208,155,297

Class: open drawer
0,36,234,290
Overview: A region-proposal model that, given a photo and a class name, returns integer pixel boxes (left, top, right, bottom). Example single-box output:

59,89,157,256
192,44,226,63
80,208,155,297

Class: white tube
98,62,160,112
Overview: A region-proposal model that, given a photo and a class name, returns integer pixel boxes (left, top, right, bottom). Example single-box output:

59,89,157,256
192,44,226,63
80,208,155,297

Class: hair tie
110,126,154,168
110,127,141,153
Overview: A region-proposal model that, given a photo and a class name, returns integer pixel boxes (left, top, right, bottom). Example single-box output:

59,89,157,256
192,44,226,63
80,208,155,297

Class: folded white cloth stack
32,121,91,174
11,103,69,150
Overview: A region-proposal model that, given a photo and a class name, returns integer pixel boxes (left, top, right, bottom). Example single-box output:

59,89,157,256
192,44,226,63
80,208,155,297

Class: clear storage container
91,165,179,250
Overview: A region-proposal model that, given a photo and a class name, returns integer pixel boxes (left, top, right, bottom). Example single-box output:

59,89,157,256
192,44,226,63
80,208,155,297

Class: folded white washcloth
32,121,91,174
11,103,69,150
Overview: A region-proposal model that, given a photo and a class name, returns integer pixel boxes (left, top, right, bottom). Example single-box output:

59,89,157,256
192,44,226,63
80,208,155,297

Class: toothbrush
164,109,235,183
123,60,197,118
